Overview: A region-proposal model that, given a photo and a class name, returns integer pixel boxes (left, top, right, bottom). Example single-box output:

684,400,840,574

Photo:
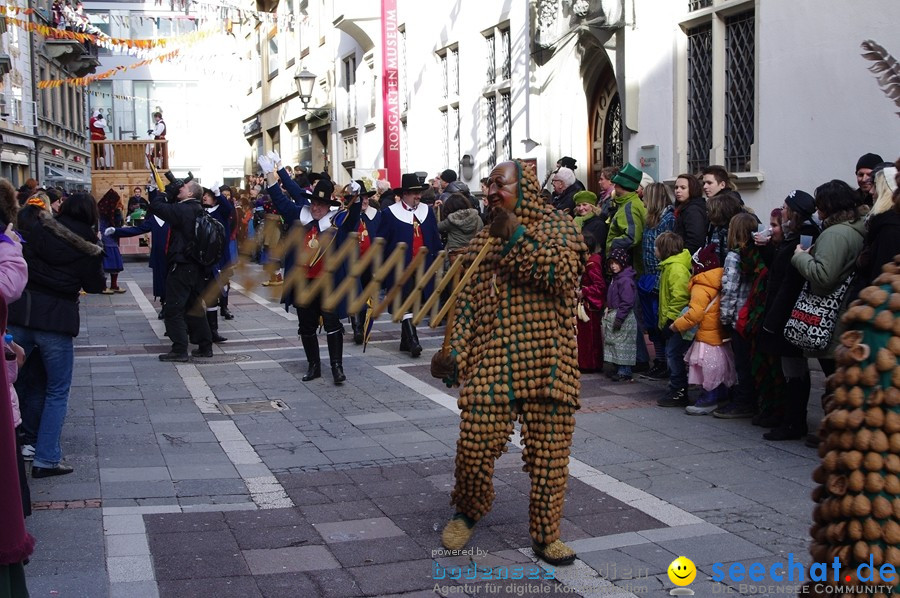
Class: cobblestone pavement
21,261,824,598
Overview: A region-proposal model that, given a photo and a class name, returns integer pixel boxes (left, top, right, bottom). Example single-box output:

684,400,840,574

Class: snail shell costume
440,160,586,563
809,262,900,596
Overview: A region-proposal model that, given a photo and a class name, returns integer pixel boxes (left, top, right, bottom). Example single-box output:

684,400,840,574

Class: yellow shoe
441,516,474,551
533,540,577,566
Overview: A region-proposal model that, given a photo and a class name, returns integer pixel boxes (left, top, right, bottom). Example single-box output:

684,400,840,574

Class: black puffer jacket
758,220,821,357
9,210,104,337
148,190,205,265
674,197,708,255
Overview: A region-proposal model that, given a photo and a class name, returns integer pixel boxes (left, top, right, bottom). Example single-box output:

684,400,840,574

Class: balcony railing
90,139,168,172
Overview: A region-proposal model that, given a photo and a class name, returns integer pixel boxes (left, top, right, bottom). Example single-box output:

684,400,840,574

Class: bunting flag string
86,88,240,110
37,50,180,88
2,15,217,53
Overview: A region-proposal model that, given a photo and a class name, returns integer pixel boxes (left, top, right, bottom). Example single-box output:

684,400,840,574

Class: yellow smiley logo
667,556,696,586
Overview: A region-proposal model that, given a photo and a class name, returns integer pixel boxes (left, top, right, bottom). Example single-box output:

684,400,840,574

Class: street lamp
294,67,316,107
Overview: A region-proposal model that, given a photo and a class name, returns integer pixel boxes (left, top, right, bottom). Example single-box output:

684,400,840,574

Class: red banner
380,0,400,188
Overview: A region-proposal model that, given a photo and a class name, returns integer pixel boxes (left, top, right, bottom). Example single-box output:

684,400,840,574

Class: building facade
1,0,100,190
242,0,900,213
84,1,246,187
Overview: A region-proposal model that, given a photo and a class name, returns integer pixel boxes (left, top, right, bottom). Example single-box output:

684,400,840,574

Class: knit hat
784,189,816,222
611,163,643,192
573,190,598,206
553,167,576,187
440,169,458,184
608,248,630,268
558,156,577,170
691,243,720,274
856,152,884,172
640,172,654,189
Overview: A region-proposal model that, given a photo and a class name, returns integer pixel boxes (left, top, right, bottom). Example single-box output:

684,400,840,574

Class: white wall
755,0,900,212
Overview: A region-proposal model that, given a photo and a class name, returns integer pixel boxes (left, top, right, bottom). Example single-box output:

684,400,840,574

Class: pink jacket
0,240,27,303
0,240,27,427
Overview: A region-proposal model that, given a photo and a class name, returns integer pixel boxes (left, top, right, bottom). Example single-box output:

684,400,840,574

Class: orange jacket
672,267,727,346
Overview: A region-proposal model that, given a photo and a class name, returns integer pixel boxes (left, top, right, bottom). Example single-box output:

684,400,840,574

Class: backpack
190,210,225,267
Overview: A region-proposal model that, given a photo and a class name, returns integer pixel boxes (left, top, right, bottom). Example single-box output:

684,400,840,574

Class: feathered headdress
860,40,900,117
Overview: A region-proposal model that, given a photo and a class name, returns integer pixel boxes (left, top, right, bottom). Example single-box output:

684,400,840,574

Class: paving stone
148,529,240,555
243,545,340,574
25,570,108,598
324,446,394,463
109,581,161,598
328,535,428,567
108,555,155,583
656,533,773,567
276,470,353,489
174,478,249,497
168,463,240,480
299,499,385,524
153,550,251,580
347,559,437,595
253,571,320,598
100,467,171,483
102,480,177,499
314,516,407,544
143,511,227,534
106,533,151,557
157,576,263,598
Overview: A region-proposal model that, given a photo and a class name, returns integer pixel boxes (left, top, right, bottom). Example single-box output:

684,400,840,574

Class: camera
163,170,194,202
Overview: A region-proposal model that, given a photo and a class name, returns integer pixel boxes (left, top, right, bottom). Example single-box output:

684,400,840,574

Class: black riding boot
327,332,346,385
220,293,234,320
301,334,321,381
207,311,227,343
764,374,810,441
349,315,363,345
402,319,421,358
399,321,410,352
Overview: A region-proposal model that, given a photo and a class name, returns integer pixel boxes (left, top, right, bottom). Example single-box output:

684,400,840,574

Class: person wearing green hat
605,162,647,273
573,190,607,252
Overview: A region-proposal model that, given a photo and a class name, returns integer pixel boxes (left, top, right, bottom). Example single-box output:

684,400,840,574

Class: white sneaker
21,444,35,461
685,403,718,415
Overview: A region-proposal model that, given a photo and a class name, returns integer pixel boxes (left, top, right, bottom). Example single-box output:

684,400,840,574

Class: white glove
149,177,158,192
104,227,116,236
257,155,275,175
267,151,282,171
211,182,221,196
348,181,361,196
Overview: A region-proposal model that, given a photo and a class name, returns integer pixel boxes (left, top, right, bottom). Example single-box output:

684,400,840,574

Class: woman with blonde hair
850,161,900,297
637,183,675,379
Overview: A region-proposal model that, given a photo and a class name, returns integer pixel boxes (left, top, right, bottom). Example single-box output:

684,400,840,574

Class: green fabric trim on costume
548,262,556,286
501,225,526,256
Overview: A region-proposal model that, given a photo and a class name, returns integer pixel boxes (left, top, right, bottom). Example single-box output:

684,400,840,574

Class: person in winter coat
0,197,32,597
758,190,821,438
712,213,758,418
201,187,233,343
10,192,104,477
849,163,900,299
779,181,865,443
438,193,484,256
605,163,647,272
673,174,708,255
97,189,126,294
654,232,693,408
107,208,169,318
573,191,607,252
550,167,579,216
603,248,637,381
672,244,735,415
638,183,676,379
705,192,743,267
577,233,605,372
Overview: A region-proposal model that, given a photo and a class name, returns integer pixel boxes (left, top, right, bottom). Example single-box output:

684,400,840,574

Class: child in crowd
655,232,693,406
602,248,637,381
576,234,606,372
714,213,759,418
671,244,736,415
98,189,126,294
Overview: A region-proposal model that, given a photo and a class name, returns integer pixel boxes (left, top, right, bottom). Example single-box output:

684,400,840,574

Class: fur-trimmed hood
36,209,102,257
0,178,17,228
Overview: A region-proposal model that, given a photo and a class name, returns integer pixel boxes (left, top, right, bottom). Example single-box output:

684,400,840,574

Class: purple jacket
607,266,636,325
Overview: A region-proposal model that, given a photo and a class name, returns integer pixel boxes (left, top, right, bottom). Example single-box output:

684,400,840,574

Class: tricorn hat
353,180,377,197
